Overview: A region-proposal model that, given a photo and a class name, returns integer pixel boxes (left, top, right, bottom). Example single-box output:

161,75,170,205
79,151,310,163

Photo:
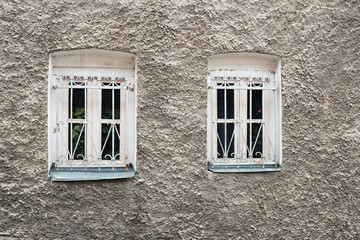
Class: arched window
48,49,137,181
207,53,282,172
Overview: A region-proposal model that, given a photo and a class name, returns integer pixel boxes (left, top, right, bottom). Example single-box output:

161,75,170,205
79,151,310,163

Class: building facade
0,0,359,239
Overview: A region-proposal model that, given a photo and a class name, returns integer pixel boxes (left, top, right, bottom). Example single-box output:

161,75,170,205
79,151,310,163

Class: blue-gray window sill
50,165,135,181
208,162,282,173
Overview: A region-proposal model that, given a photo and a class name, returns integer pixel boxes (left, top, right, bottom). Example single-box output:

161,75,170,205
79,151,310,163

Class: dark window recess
247,89,262,119
101,124,120,160
69,87,85,119
68,123,85,158
217,83,234,119
217,123,235,158
247,123,263,158
114,89,120,119
102,89,112,119
102,89,120,119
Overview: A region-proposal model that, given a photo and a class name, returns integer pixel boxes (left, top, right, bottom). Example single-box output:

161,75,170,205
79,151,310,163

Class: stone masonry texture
0,0,359,239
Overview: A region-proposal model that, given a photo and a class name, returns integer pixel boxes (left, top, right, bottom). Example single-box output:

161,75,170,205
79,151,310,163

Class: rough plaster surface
0,0,359,239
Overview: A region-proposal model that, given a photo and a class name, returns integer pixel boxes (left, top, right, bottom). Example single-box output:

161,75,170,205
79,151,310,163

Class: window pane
68,123,85,159
247,123,263,158
227,123,235,157
247,89,262,119
226,88,234,119
217,123,234,158
101,124,121,160
101,124,112,159
115,124,120,158
217,86,234,119
114,89,120,119
102,89,112,119
217,89,224,119
69,88,85,119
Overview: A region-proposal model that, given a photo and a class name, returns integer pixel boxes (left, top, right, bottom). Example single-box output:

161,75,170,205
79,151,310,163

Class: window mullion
98,78,102,163
112,78,115,159
261,76,265,161
61,78,69,161
249,77,252,160
211,80,217,162
224,79,227,160
274,77,278,163
235,78,240,162
55,79,59,161
122,82,127,163
70,78,73,159
84,76,87,160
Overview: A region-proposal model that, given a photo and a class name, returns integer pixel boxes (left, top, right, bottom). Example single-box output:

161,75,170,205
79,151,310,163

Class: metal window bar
249,77,253,162
209,71,278,168
53,74,130,170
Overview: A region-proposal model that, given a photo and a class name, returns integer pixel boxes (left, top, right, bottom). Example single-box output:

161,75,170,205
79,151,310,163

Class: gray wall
1,0,359,239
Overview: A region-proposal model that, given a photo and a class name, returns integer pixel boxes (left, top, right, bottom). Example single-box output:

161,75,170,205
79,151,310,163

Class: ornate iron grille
52,74,133,170
208,71,280,169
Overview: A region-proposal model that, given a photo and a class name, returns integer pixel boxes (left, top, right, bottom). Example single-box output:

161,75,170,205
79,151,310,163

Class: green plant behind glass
102,108,120,119
73,107,85,119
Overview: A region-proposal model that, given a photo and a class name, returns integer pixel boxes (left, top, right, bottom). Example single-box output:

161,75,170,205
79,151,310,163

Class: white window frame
207,53,282,172
48,49,137,180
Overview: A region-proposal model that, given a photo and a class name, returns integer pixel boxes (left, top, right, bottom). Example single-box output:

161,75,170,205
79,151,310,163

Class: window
48,49,137,181
207,53,282,172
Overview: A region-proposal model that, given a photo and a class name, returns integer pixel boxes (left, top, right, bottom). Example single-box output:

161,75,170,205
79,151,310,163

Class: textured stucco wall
1,0,359,239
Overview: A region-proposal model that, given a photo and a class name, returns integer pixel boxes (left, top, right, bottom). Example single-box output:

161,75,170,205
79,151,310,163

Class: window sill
208,162,282,173
49,166,135,181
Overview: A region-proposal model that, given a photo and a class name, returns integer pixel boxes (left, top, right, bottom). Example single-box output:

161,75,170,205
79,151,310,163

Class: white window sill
208,162,282,173
49,165,135,181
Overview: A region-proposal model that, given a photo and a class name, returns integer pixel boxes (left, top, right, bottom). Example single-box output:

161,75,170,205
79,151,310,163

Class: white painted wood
207,75,213,164
276,60,282,166
47,54,54,173
132,57,138,171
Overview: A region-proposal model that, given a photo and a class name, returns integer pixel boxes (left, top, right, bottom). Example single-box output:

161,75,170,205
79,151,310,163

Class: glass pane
217,123,234,158
101,124,121,160
114,89,120,119
115,124,120,158
247,123,263,158
68,123,85,159
69,88,85,119
247,89,262,119
217,85,234,119
217,89,224,119
226,88,234,119
101,124,112,159
102,89,112,119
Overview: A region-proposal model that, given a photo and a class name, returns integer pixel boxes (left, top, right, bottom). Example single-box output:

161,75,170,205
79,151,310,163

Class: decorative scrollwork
54,74,129,89
209,71,276,89
54,120,127,169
